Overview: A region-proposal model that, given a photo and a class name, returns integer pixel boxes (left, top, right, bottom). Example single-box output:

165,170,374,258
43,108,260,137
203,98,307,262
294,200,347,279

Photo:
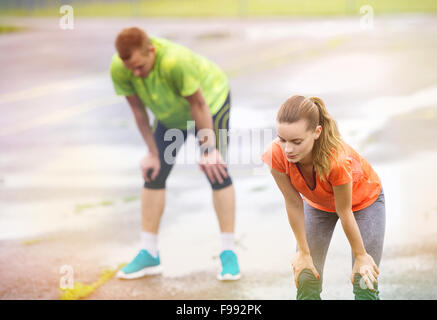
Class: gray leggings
297,187,386,300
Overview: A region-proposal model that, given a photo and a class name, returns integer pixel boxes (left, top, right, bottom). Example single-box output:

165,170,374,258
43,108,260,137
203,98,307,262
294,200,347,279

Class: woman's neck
298,153,313,167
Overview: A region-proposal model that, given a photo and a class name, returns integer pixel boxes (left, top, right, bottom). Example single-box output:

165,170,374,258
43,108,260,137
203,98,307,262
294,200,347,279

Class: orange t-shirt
261,139,381,213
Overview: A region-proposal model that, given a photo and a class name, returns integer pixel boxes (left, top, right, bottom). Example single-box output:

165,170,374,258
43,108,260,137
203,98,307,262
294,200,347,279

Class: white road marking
0,95,121,137
0,73,108,105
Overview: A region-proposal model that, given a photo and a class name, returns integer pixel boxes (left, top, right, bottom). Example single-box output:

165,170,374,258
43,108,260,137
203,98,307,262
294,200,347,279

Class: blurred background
1,0,437,299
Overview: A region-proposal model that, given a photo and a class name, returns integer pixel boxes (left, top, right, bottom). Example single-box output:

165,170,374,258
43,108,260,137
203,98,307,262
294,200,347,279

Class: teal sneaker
117,250,162,279
217,250,241,281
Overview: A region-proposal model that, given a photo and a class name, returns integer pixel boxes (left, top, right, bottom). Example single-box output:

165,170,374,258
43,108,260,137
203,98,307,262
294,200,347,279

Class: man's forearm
126,95,159,156
134,115,159,156
190,101,215,148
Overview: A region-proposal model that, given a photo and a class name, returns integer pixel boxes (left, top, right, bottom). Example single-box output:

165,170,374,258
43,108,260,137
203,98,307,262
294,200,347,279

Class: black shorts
144,92,232,190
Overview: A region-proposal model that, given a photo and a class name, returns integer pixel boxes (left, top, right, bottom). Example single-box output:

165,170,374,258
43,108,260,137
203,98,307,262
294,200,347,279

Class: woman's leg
297,201,339,300
351,187,386,300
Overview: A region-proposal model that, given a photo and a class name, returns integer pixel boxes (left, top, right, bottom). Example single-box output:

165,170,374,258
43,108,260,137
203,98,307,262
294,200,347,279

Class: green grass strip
2,0,437,17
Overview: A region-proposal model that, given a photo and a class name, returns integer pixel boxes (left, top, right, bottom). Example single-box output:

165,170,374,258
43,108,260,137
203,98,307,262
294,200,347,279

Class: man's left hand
198,148,228,184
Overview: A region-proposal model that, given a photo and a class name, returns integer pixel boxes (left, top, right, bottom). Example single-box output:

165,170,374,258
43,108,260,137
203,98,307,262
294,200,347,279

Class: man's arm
185,88,228,184
125,95,159,156
184,88,215,150
125,95,161,182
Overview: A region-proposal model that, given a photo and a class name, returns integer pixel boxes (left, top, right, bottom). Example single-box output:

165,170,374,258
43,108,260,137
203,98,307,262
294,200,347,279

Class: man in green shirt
110,27,240,281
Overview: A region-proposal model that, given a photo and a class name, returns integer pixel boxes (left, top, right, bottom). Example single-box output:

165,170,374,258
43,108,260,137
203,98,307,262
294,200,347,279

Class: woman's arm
332,182,367,257
270,168,309,254
333,182,379,289
270,168,320,284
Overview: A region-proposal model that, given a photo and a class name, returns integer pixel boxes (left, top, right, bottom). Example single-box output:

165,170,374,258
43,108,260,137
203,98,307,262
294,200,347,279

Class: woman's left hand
351,253,379,291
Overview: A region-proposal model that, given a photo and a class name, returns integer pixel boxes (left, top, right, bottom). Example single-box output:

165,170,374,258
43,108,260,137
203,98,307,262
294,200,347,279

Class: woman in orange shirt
261,95,385,300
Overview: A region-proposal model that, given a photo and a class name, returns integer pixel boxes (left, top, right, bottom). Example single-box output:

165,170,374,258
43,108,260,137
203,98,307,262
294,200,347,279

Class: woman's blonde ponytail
308,96,345,180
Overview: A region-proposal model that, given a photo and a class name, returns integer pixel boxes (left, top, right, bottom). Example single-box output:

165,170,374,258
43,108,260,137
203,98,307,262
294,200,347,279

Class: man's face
123,47,156,78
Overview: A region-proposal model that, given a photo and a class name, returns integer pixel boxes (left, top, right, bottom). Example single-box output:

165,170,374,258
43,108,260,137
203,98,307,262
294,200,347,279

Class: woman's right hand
291,251,320,287
140,153,161,183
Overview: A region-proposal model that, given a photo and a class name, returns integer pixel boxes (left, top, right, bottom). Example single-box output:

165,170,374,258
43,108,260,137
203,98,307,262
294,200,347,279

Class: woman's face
276,119,322,164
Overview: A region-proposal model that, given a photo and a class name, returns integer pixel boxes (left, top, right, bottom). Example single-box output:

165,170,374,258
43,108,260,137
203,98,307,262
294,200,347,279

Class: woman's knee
296,269,322,300
352,273,380,300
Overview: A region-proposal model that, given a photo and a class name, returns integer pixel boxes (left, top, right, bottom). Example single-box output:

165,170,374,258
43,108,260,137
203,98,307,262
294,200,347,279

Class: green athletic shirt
110,37,229,129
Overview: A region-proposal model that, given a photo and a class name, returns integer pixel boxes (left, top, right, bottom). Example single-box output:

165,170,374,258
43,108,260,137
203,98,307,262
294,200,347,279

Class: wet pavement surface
1,15,437,299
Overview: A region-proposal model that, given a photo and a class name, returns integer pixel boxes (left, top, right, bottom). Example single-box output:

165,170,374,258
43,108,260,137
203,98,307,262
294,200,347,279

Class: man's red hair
115,27,152,61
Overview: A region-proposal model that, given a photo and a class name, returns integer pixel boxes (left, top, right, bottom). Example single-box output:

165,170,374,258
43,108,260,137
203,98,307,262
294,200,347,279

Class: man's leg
212,184,235,234
140,121,187,238
199,93,234,237
213,182,239,281
209,93,234,237
203,93,240,280
141,188,166,233
138,188,165,259
117,121,186,279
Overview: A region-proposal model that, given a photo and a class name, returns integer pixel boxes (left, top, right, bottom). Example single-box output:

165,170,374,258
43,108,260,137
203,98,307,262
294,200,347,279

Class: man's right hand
140,153,161,183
